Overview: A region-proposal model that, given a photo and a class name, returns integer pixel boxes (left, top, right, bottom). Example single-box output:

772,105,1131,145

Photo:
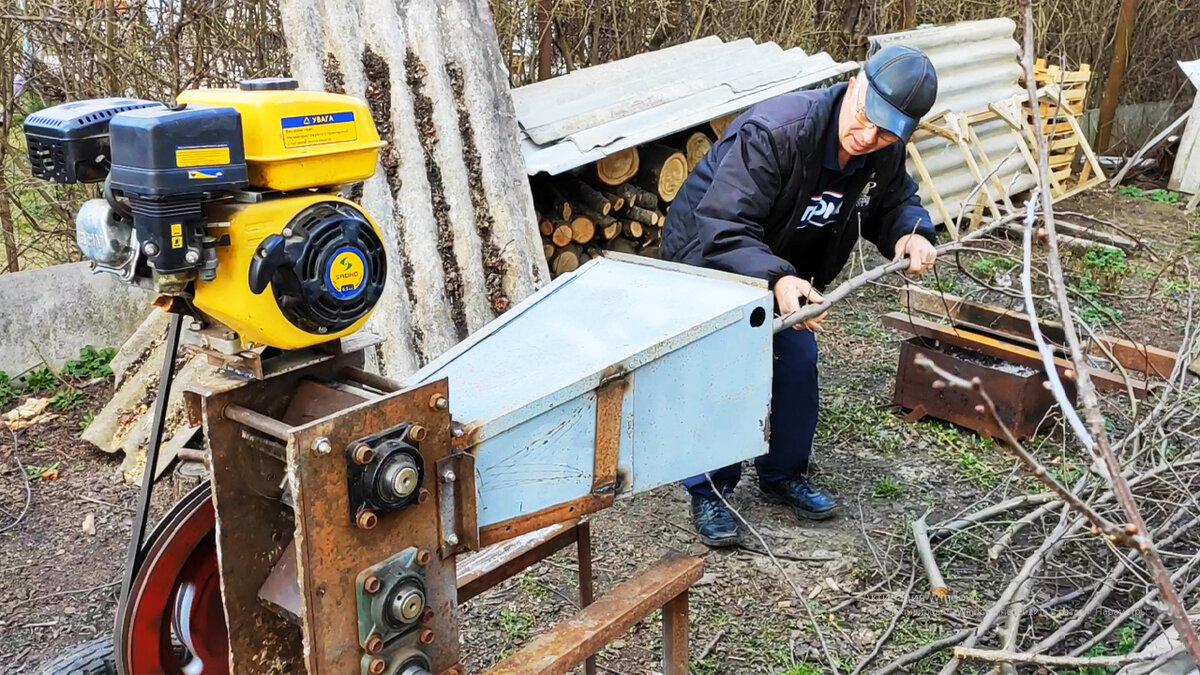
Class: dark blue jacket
659,83,936,291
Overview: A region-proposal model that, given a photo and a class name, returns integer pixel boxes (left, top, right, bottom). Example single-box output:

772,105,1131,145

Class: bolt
451,425,464,438
283,227,294,237
441,469,456,484
184,250,200,264
318,326,328,334
222,330,237,340
356,510,378,530
365,633,383,654
407,424,428,442
368,657,386,675
353,443,375,465
429,394,448,410
416,549,432,566
364,575,382,594
143,242,159,256
445,533,459,546
312,437,332,455
418,629,435,645
417,488,430,504
420,609,435,624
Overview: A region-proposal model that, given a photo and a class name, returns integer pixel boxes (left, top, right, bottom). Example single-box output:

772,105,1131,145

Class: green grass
0,372,17,407
971,255,1018,277
80,410,96,432
1075,625,1137,675
497,608,534,655
927,278,957,293
956,449,999,487
870,476,904,499
518,574,547,599
50,390,86,410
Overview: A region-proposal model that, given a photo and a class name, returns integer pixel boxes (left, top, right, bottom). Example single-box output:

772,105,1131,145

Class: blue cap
863,45,938,142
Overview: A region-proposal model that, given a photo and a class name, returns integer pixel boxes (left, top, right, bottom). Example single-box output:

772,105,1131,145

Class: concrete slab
0,262,153,375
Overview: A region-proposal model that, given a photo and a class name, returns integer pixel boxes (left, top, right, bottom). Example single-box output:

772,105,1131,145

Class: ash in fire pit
941,345,1039,377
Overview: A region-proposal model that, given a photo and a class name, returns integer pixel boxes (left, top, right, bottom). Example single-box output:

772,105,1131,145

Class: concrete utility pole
278,0,550,377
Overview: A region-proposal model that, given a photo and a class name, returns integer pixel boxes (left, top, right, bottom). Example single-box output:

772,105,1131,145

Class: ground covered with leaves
0,187,1197,674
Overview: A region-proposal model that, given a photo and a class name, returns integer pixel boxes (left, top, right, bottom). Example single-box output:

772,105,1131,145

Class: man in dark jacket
660,45,940,547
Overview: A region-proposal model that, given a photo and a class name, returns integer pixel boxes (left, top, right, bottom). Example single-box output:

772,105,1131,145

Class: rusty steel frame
483,554,702,675
179,339,701,675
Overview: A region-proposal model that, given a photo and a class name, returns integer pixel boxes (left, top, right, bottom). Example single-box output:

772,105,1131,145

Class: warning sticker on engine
281,112,357,148
175,144,230,167
326,246,367,300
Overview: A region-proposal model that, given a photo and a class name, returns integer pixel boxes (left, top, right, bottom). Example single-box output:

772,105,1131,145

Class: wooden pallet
1029,61,1099,198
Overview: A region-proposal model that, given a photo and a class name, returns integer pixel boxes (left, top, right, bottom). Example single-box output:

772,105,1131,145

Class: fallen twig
954,645,1169,667
933,493,1056,537
912,514,948,598
697,628,725,662
0,427,31,535
869,627,972,675
1018,0,1200,661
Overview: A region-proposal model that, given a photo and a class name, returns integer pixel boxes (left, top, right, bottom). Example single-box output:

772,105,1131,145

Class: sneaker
690,494,739,547
760,477,839,520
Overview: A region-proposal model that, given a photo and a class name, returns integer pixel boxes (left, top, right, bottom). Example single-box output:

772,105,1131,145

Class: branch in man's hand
773,215,1021,333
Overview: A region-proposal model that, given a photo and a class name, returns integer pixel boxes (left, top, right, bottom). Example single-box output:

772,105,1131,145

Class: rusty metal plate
199,349,370,673
592,373,625,494
436,453,478,558
287,379,459,675
478,494,612,548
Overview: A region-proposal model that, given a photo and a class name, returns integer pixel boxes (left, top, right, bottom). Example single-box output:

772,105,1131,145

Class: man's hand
895,234,938,276
774,275,828,331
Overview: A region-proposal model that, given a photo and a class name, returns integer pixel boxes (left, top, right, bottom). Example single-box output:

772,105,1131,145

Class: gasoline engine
23,77,388,352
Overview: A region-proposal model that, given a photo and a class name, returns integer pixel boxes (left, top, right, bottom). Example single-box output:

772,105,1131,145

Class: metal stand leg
663,590,689,675
118,312,183,601
577,520,596,675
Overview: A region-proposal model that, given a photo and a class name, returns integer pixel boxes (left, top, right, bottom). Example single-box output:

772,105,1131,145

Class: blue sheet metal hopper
405,254,773,533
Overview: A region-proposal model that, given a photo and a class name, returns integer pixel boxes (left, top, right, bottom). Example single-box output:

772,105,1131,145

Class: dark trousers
683,328,819,499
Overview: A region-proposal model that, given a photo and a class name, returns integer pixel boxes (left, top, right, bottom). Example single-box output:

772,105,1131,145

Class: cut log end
595,147,640,186
685,132,713,170
551,224,574,248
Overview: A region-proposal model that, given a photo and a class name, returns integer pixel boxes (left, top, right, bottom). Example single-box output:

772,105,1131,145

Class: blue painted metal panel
473,394,597,526
628,314,771,493
404,255,773,524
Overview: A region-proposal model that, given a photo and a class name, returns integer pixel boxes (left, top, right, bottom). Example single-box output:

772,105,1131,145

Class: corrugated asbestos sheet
278,0,550,378
513,36,858,176
870,18,1036,227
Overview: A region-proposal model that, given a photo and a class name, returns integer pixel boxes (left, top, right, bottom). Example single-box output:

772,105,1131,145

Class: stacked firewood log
533,125,719,277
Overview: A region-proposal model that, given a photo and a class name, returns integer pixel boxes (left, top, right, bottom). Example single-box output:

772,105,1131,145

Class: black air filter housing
108,105,249,197
23,98,161,184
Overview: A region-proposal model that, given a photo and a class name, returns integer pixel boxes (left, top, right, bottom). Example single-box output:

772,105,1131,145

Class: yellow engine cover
195,194,385,350
176,85,383,192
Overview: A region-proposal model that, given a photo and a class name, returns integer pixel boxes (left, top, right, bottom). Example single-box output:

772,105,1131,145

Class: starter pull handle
248,234,286,294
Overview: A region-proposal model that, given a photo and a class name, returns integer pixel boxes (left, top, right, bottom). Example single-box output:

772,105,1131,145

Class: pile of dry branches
757,3,1200,672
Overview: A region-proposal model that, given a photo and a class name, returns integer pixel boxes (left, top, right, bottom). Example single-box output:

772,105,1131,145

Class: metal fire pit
893,337,1077,440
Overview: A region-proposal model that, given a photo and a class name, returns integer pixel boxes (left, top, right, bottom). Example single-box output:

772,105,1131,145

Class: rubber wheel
36,636,116,675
